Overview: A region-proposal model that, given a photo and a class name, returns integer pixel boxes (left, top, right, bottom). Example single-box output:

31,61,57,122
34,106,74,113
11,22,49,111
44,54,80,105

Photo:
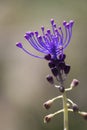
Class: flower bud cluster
45,54,70,78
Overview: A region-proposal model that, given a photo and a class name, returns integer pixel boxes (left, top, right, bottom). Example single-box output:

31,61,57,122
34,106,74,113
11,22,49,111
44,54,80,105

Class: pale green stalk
63,91,69,130
58,73,69,130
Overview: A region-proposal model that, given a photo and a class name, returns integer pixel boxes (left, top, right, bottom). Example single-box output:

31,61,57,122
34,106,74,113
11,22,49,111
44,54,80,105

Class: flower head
16,19,74,60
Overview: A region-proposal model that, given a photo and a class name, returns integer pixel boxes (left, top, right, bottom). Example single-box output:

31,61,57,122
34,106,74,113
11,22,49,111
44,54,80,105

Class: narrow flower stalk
65,87,73,92
44,109,64,123
43,95,63,109
63,91,69,130
53,109,64,117
67,98,74,105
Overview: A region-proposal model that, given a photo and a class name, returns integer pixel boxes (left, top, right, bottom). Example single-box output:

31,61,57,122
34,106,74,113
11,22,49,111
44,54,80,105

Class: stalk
59,73,69,130
63,91,69,130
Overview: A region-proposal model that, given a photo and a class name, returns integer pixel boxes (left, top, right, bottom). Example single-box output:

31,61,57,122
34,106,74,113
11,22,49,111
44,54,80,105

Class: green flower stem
63,91,69,130
58,73,69,130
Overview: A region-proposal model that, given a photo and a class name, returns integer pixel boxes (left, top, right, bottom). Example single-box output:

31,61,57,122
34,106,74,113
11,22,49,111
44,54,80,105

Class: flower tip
50,18,54,25
24,32,34,40
69,20,74,27
41,26,44,31
16,42,23,48
65,23,70,29
47,29,51,34
58,26,62,30
24,34,29,40
63,21,67,26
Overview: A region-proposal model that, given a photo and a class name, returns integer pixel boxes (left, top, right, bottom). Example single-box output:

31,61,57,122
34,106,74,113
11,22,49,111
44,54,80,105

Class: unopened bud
43,99,53,109
59,86,65,93
51,67,58,76
70,79,79,88
44,54,51,60
44,114,54,123
46,75,54,84
72,104,79,112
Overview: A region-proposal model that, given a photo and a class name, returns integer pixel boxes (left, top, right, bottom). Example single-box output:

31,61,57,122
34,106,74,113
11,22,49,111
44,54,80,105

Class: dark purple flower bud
58,26,62,30
58,62,65,70
48,61,55,68
72,104,79,112
38,35,43,41
47,29,51,34
50,19,54,25
46,75,54,84
41,26,45,31
51,67,58,76
53,23,56,28
69,20,74,27
58,86,65,93
16,42,23,48
63,21,67,26
64,65,70,74
59,54,66,61
44,54,51,60
35,31,38,36
24,32,32,40
65,23,70,29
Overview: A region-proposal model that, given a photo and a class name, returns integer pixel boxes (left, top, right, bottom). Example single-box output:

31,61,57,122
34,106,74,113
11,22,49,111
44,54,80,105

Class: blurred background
0,0,87,130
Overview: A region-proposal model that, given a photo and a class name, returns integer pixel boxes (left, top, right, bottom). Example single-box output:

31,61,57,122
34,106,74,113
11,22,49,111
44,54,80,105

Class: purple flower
16,19,74,59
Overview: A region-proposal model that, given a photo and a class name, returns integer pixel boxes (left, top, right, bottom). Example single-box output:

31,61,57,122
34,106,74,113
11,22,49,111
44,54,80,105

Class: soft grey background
0,0,87,130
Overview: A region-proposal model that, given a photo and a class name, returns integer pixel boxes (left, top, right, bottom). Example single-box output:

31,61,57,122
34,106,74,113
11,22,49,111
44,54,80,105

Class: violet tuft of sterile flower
16,19,74,60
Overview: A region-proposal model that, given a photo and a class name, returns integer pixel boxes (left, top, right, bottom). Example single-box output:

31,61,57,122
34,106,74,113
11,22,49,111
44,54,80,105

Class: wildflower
16,19,74,60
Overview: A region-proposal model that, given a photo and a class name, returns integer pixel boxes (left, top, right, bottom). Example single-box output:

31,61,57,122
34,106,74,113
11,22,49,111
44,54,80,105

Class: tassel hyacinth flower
16,19,87,130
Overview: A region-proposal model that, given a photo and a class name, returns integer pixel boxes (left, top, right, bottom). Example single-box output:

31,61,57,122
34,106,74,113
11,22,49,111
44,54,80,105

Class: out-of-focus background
0,0,87,130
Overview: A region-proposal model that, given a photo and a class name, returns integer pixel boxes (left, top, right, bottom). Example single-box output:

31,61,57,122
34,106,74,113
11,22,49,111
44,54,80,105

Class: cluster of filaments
16,19,74,59
43,54,87,123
